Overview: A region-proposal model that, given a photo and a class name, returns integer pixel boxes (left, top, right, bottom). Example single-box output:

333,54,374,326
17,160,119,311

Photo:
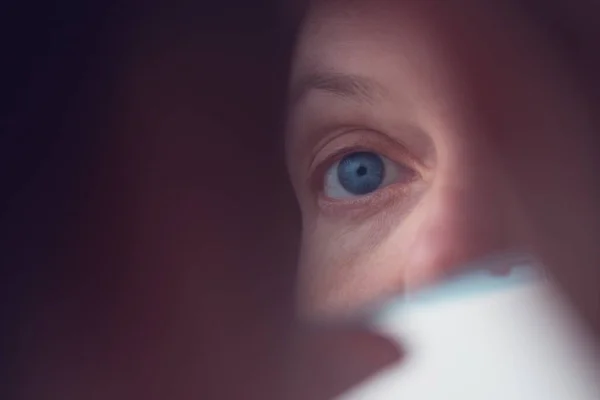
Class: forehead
285,0,576,158
289,0,467,118
288,0,556,117
294,0,433,70
291,0,527,77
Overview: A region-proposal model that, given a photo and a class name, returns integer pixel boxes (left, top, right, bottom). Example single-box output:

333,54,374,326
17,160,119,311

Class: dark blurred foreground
2,2,301,398
2,1,600,399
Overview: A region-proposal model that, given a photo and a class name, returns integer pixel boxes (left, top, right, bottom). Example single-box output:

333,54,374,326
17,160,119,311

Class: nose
400,142,523,290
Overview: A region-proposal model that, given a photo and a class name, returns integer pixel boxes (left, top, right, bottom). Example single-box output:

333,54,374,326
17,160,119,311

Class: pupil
337,152,385,195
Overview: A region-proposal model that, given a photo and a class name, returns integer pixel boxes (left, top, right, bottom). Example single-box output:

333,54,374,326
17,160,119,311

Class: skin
12,1,598,399
286,0,600,324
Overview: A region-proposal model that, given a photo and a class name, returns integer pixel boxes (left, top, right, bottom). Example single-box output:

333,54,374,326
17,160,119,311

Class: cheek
297,154,523,317
297,206,417,316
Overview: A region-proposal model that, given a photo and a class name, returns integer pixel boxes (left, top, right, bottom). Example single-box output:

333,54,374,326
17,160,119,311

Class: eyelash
311,145,366,185
310,145,418,205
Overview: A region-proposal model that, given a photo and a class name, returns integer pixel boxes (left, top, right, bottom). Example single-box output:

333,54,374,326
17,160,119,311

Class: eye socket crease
284,69,437,194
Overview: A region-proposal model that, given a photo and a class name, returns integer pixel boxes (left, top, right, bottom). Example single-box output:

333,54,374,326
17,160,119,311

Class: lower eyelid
317,181,417,220
310,133,423,177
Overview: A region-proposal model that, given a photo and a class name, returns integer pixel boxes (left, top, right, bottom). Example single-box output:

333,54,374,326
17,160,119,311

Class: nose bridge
403,139,517,286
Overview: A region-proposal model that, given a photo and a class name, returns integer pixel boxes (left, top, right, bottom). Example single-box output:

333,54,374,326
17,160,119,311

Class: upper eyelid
309,129,428,175
308,128,364,171
285,99,432,176
312,143,375,177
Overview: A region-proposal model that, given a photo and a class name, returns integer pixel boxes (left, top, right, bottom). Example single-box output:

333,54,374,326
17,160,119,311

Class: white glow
337,274,600,400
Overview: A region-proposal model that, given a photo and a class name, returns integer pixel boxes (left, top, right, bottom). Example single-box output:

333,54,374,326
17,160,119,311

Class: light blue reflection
379,263,542,317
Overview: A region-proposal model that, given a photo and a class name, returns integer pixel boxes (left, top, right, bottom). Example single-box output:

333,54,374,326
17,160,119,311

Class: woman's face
285,0,598,317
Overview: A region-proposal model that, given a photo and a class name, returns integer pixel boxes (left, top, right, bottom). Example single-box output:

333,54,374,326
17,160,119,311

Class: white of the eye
323,154,401,199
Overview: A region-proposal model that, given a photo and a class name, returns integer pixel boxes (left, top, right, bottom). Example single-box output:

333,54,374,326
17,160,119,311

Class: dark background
1,1,300,398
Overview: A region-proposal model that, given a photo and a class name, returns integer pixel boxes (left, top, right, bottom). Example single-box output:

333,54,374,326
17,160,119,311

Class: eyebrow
288,71,387,107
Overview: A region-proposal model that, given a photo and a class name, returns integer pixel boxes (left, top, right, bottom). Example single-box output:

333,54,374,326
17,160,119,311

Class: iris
337,152,385,195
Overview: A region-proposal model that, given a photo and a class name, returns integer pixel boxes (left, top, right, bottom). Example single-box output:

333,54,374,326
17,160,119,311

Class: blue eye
323,151,411,199
337,152,384,195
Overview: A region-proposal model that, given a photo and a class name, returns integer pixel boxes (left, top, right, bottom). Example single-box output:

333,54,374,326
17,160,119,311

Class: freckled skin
287,0,600,319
